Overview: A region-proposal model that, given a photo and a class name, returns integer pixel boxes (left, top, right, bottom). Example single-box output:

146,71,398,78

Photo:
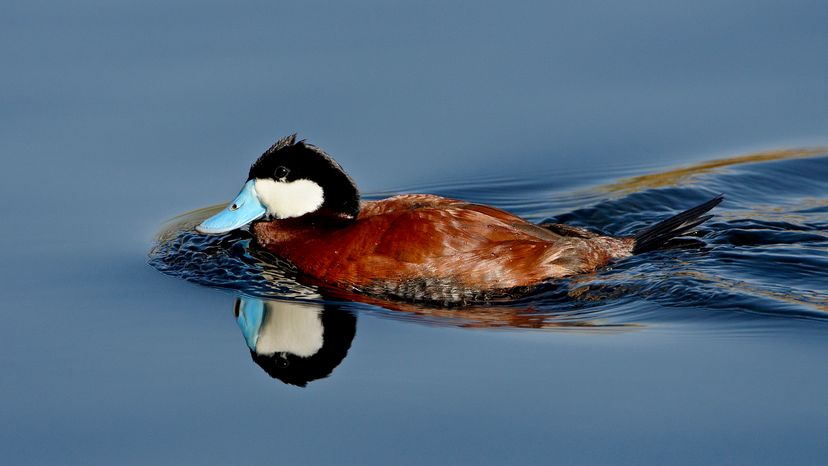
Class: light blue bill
196,180,266,234
235,297,265,351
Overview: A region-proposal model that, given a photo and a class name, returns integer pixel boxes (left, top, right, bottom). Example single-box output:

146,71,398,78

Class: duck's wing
537,222,601,239
359,194,465,216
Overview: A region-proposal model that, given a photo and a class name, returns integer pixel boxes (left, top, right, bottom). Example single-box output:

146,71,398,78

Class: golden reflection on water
600,148,827,196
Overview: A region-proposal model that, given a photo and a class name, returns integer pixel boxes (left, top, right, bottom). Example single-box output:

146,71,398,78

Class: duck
196,134,723,304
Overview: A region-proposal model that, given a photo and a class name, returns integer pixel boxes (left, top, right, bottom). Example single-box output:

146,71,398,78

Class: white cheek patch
255,301,325,358
255,178,325,219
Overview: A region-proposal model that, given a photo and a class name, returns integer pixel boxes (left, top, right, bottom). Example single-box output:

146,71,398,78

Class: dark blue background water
3,1,828,464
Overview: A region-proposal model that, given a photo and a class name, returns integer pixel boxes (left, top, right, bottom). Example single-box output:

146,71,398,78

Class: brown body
252,194,633,302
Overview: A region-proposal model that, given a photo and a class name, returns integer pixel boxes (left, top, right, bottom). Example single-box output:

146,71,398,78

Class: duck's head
196,134,360,234
234,296,357,387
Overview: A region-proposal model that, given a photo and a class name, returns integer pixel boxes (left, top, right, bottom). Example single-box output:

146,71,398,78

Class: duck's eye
274,166,290,180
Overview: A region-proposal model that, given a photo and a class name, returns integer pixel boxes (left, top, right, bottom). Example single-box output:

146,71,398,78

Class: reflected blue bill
236,297,265,351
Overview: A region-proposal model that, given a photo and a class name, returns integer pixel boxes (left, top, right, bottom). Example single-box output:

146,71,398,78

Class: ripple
149,149,828,333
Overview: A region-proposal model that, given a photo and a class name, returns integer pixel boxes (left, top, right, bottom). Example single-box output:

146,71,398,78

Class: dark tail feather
632,195,724,254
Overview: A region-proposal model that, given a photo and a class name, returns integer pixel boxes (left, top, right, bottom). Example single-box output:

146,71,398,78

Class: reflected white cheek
256,301,325,358
255,178,324,219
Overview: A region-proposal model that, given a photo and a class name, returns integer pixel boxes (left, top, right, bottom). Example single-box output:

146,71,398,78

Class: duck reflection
233,290,638,387
234,297,356,387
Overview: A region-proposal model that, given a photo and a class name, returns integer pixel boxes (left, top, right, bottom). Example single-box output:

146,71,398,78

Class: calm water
4,0,828,464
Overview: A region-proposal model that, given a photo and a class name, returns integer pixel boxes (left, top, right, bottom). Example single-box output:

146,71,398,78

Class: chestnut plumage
198,135,723,304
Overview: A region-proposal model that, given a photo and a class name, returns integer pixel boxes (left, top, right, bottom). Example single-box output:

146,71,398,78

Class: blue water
3,0,828,464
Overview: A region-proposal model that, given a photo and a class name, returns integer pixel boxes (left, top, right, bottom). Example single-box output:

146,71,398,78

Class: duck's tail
632,194,724,254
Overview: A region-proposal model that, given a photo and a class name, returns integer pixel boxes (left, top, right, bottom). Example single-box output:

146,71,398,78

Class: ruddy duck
197,134,722,303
